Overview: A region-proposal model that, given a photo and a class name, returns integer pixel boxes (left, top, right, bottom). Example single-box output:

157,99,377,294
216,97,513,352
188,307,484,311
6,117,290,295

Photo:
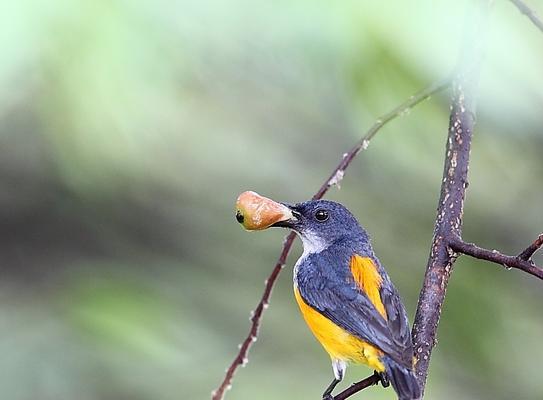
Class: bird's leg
323,359,345,399
374,370,389,387
322,378,340,400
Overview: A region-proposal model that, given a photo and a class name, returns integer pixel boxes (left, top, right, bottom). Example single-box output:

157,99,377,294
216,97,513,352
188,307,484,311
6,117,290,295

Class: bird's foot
322,395,334,400
374,370,389,388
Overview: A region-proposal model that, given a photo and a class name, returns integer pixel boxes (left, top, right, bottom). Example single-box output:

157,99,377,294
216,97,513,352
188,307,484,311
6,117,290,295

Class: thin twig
333,373,381,400
518,233,543,261
212,233,296,400
314,77,451,200
449,236,543,280
212,78,450,400
509,0,543,33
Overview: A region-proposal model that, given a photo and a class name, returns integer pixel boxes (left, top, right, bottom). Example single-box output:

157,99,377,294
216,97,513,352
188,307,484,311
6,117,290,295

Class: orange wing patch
350,255,387,320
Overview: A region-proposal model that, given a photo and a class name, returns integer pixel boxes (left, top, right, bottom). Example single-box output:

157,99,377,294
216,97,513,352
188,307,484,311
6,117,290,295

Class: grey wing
297,269,410,366
379,283,415,367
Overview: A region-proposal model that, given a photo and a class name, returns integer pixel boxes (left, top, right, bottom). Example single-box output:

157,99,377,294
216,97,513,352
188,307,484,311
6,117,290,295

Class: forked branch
449,235,543,280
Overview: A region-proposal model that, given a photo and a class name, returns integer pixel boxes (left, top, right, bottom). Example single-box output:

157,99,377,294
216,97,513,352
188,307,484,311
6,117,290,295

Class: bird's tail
382,355,421,400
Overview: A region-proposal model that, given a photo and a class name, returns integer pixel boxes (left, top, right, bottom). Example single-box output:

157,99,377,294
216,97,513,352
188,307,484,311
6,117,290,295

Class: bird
236,192,421,400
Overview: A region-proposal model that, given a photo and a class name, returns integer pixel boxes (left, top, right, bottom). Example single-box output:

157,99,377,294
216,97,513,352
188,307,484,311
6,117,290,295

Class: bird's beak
235,191,297,231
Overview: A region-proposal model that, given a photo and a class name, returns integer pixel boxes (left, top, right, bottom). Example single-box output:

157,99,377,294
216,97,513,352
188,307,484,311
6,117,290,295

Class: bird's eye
315,209,329,222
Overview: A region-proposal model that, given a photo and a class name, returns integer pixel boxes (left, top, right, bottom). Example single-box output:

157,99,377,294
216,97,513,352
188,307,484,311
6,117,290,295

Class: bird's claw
322,395,334,400
372,370,389,388
379,372,389,388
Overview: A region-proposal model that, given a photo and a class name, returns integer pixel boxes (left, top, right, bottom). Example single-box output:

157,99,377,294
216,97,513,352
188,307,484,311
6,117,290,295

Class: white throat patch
293,230,328,282
298,229,328,255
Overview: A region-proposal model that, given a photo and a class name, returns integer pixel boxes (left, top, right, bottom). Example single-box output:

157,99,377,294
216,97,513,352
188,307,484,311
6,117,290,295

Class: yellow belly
294,287,385,372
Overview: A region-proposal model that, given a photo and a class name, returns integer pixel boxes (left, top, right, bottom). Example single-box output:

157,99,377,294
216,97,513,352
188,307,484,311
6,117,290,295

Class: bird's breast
293,285,385,371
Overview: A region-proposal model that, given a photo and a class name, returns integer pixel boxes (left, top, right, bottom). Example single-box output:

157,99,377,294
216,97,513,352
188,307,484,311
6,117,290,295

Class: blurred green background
1,0,542,399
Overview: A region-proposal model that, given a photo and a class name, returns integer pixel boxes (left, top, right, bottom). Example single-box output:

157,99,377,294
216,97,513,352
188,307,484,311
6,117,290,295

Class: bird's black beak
271,204,300,229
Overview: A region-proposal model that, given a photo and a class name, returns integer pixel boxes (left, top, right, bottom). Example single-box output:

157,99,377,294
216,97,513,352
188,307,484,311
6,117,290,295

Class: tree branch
449,236,543,280
411,1,492,394
411,79,475,397
212,78,450,400
509,0,543,33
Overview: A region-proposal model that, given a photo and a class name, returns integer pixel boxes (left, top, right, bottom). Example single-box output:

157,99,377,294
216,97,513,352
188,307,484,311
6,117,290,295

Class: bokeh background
1,0,542,399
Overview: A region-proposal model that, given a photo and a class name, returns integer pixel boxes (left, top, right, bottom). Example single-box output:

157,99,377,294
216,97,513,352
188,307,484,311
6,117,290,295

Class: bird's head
236,191,367,252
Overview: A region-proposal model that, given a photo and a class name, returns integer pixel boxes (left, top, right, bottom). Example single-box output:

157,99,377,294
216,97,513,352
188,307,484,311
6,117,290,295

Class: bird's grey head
273,200,369,253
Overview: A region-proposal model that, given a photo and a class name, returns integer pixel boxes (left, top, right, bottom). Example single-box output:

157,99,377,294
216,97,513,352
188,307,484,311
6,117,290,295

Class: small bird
236,192,420,400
